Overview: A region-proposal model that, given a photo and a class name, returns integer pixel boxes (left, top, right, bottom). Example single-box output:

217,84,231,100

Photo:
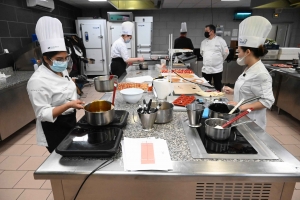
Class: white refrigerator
75,19,109,75
107,21,136,59
135,16,153,60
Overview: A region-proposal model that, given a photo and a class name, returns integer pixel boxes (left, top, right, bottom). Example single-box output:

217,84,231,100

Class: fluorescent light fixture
88,0,107,1
221,0,240,1
236,13,251,15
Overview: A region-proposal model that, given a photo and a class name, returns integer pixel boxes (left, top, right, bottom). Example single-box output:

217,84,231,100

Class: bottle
34,63,38,71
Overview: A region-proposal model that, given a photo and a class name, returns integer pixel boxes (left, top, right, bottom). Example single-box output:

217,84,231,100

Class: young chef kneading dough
223,16,275,130
27,17,84,153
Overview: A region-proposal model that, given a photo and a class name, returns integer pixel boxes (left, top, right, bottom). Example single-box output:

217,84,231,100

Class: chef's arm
220,39,229,61
52,100,84,118
200,43,203,56
125,57,144,63
239,101,266,112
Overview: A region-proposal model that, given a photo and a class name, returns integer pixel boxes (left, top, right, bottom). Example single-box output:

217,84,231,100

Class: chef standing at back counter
200,24,229,91
27,16,85,153
110,21,144,78
174,22,194,50
223,16,275,130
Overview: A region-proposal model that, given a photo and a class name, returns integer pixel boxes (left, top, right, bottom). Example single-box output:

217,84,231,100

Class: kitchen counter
265,64,300,80
0,70,34,91
34,68,300,200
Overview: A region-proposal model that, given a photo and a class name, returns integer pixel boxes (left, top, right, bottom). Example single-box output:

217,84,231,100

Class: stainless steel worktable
34,68,300,200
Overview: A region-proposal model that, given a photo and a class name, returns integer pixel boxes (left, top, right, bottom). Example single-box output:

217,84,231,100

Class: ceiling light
88,0,107,1
221,0,240,1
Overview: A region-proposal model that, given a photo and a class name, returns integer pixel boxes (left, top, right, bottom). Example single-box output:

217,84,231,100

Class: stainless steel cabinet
0,82,35,140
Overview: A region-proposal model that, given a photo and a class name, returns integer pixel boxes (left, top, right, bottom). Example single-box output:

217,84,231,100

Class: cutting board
172,83,224,97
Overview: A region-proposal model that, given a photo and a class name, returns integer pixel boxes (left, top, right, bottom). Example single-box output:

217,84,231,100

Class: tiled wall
97,8,300,51
0,0,81,69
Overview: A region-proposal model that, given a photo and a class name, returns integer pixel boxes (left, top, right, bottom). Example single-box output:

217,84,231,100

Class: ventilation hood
108,0,163,10
252,0,300,9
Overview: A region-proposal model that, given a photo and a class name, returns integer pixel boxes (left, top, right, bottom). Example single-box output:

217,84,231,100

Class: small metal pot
84,100,115,126
205,118,231,141
151,101,173,124
94,75,118,92
208,103,240,121
139,62,148,70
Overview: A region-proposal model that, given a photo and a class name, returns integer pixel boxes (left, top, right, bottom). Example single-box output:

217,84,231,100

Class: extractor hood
251,0,300,9
108,0,163,10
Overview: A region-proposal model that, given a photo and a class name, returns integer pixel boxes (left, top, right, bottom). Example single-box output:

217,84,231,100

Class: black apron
42,110,76,153
110,57,127,78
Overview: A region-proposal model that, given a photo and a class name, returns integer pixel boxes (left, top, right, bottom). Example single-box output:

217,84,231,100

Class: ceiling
59,0,252,9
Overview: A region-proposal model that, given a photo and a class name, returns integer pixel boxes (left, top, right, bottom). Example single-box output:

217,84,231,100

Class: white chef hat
122,21,134,35
180,22,187,33
238,16,272,48
35,16,66,54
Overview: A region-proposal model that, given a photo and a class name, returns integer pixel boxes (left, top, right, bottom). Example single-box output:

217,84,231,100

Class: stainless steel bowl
94,75,118,92
139,62,148,70
151,101,173,124
84,100,115,126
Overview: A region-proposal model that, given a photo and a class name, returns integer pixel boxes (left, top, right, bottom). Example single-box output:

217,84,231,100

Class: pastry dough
196,90,224,97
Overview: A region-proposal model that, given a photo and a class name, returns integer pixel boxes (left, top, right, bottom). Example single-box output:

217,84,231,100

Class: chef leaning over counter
110,21,144,78
26,16,85,153
223,16,275,130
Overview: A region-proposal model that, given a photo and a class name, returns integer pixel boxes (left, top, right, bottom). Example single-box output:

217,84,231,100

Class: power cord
73,159,113,200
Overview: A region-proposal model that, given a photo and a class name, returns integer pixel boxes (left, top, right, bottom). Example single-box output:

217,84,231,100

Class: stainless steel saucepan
84,100,115,126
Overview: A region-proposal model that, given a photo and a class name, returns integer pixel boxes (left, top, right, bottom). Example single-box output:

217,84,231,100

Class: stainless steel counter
34,68,300,200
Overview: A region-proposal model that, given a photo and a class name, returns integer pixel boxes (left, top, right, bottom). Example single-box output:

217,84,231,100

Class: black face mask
204,32,210,38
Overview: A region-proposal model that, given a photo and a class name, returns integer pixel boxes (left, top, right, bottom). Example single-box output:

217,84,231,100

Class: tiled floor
0,85,300,200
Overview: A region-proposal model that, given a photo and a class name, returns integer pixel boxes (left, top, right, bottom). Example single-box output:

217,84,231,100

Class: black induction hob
197,118,258,154
55,110,129,157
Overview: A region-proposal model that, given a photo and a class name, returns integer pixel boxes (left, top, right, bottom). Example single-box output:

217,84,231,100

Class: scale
56,110,129,157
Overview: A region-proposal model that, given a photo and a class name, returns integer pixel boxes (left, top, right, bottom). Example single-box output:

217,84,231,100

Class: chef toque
238,16,272,48
122,21,134,35
35,16,66,54
180,22,187,33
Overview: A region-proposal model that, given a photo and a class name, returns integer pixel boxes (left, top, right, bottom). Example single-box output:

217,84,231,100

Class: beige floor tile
22,145,47,156
266,120,278,127
47,192,54,200
272,119,292,127
0,156,29,170
0,145,31,156
265,127,281,136
43,151,50,157
0,170,3,174
14,171,45,189
3,134,34,145
24,135,37,145
274,135,300,145
0,155,8,163
0,189,24,200
282,145,300,157
18,157,47,171
0,171,27,188
295,182,300,190
41,180,52,189
292,189,300,200
17,189,51,200
273,126,299,135
292,126,300,133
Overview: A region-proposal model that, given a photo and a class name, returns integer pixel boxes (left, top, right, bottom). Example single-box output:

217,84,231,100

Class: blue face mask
125,39,131,43
50,60,68,72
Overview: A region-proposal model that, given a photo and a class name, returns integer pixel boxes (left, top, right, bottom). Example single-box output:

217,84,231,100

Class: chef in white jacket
27,16,84,153
223,16,275,130
200,24,229,91
110,21,144,78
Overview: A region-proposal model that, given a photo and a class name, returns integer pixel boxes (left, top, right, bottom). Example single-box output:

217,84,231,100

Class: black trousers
41,110,76,153
202,72,223,91
110,57,127,78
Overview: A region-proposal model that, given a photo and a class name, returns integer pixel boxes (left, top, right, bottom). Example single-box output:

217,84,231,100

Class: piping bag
222,108,254,128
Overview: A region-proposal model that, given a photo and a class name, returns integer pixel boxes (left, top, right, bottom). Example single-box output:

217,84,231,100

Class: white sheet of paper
122,137,173,171
232,29,238,37
126,76,153,83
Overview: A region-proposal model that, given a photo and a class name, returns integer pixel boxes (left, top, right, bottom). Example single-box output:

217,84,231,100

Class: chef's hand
222,86,234,95
139,57,144,62
68,100,85,109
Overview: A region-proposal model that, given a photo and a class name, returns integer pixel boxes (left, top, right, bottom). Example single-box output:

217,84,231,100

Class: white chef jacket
111,37,129,62
27,64,77,146
233,60,274,130
200,36,229,74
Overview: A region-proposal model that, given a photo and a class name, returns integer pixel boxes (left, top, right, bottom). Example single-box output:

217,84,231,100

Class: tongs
240,96,261,106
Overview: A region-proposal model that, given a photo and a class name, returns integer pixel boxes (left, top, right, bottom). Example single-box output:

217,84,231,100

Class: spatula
222,108,254,128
